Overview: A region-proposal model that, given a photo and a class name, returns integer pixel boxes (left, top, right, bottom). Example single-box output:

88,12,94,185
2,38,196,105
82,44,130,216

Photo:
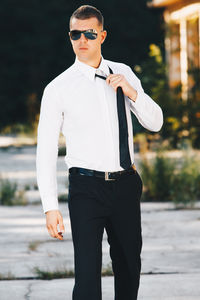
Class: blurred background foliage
139,148,200,207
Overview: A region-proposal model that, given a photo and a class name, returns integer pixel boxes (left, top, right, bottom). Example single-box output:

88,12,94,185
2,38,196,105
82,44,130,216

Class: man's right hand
45,210,65,240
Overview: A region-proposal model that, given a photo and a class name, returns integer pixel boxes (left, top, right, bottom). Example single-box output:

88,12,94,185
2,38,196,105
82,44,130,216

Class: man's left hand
106,74,137,102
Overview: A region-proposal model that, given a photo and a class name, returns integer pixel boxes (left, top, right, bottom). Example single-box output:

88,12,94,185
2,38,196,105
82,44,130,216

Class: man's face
69,17,107,63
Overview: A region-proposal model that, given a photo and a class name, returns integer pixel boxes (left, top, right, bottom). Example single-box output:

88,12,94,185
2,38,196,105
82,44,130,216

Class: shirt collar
74,55,110,81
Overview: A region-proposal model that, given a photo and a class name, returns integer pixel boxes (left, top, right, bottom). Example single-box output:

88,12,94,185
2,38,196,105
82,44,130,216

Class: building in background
149,0,200,100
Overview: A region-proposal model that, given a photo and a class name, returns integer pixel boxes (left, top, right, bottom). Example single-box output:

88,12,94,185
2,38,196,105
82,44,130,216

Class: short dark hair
69,5,104,29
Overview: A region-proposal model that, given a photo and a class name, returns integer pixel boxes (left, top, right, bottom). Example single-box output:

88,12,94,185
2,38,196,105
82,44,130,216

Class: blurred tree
135,43,200,149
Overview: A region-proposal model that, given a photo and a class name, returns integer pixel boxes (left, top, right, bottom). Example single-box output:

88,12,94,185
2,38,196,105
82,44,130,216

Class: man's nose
79,33,88,42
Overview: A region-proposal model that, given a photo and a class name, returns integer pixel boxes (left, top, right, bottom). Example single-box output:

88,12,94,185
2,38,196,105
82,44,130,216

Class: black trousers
68,169,143,300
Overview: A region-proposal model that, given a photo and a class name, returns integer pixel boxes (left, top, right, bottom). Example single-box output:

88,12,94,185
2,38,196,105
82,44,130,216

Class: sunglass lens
84,32,97,40
70,31,81,40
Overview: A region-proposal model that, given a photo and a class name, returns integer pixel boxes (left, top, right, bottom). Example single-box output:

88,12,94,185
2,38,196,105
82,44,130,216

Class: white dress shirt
36,55,163,213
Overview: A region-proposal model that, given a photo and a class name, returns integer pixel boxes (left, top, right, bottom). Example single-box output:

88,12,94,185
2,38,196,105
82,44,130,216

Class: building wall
151,0,200,100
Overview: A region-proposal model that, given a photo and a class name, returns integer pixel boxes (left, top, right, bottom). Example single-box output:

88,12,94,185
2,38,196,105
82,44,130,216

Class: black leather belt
69,163,137,181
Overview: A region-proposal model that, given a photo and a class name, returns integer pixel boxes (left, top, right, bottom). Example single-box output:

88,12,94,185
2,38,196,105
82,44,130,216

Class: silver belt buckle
105,171,115,181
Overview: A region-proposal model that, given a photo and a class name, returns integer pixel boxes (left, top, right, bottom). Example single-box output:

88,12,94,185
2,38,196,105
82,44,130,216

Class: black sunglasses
69,29,100,40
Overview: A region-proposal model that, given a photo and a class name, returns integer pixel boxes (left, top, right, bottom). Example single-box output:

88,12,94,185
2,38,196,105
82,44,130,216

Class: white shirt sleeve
36,84,63,214
126,66,163,132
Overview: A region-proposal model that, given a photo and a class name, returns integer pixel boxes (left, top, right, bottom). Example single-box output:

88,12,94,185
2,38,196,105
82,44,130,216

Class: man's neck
76,55,102,69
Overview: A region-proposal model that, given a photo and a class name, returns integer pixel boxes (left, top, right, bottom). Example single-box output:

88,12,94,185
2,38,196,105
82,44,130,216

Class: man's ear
101,30,107,44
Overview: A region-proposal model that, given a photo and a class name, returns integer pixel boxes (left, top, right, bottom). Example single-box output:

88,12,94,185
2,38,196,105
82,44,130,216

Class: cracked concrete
1,273,200,300
24,282,33,300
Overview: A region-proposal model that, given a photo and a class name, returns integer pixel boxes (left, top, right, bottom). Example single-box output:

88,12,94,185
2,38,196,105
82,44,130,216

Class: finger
109,79,121,87
109,77,122,85
51,225,64,240
107,76,122,86
47,226,55,238
46,223,53,235
106,74,119,84
50,224,60,239
55,232,63,240
106,74,115,80
109,80,122,91
58,217,65,233
57,232,64,240
110,74,121,81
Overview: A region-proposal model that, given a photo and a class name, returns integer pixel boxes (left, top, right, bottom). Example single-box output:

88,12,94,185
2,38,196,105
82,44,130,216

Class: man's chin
76,52,101,65
77,53,91,61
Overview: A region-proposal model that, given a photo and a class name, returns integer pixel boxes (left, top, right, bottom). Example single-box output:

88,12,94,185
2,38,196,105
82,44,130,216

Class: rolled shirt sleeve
36,84,63,214
126,66,163,132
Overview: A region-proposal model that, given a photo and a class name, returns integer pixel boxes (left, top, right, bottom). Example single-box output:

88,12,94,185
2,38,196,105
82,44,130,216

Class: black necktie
95,66,132,169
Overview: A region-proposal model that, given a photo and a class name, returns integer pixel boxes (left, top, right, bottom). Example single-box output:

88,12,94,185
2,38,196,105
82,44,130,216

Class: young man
36,5,163,300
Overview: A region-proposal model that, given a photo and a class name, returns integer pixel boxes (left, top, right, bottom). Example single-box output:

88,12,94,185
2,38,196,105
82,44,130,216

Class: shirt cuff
41,197,59,214
128,89,145,112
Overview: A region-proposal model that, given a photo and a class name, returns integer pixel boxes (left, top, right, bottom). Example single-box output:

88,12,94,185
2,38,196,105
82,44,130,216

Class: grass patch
33,266,74,280
33,263,113,280
28,240,42,251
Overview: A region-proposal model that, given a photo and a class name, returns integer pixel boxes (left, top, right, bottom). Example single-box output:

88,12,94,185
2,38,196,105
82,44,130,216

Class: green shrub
140,150,200,207
33,183,38,190
58,193,68,202
170,153,200,207
140,152,175,202
24,184,31,191
0,178,17,205
58,146,66,156
0,177,28,206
